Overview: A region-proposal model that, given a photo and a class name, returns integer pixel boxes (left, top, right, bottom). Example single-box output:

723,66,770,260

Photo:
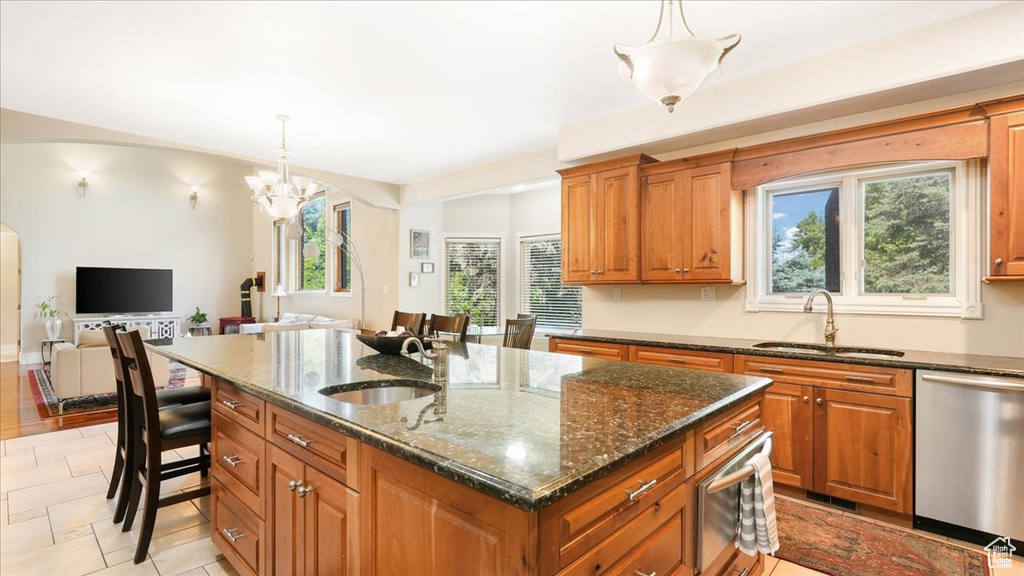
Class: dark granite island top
148,329,771,511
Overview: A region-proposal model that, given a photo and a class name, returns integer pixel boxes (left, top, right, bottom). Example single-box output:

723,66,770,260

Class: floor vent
806,491,858,512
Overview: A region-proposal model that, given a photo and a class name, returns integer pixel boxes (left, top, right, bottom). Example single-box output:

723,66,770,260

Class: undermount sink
319,379,440,405
752,341,905,358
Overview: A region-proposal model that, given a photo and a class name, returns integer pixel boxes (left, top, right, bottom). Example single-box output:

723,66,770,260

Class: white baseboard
19,352,43,365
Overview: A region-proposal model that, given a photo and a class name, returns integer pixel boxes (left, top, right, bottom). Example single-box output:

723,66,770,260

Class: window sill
746,298,983,319
331,291,354,299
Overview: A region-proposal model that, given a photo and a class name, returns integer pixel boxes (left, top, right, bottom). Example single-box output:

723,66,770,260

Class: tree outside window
299,195,326,291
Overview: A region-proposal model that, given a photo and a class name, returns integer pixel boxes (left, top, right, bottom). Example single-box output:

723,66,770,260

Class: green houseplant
188,307,209,326
37,296,66,340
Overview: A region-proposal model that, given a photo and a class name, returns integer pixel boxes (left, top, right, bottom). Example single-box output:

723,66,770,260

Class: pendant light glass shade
615,0,740,112
245,115,319,219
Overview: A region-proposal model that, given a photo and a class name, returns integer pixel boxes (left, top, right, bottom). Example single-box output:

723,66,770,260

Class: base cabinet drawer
212,478,265,576
630,345,733,372
549,339,627,360
212,412,264,516
213,378,265,434
695,399,763,469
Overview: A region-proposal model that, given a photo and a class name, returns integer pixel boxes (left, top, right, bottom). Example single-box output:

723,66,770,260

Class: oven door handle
705,435,773,494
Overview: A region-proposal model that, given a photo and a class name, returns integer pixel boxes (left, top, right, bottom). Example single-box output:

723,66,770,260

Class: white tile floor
1,423,1021,576
0,422,237,576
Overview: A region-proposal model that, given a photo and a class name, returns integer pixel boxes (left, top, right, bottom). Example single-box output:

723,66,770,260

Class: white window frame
330,198,354,299
745,160,983,319
293,192,328,295
516,231,582,334
441,233,505,329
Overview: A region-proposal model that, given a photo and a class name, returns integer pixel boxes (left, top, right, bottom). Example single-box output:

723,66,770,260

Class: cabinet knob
288,480,303,492
596,270,603,275
816,398,824,405
675,269,681,273
683,268,690,273
297,484,314,498
802,396,809,403
995,258,1004,266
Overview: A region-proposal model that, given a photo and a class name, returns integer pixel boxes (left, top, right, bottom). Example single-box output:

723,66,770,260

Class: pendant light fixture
245,115,320,219
614,0,741,113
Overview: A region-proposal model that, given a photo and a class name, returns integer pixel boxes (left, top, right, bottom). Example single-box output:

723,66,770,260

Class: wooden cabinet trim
629,345,733,372
735,355,912,397
557,153,657,178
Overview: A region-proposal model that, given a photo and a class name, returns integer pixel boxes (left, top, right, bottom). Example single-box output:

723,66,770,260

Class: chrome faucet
804,289,838,348
401,336,448,384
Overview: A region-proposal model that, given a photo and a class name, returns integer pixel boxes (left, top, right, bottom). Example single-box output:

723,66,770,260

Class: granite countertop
148,330,771,511
546,329,1024,379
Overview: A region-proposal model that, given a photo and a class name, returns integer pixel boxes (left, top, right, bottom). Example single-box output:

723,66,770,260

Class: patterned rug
776,497,990,576
29,363,188,418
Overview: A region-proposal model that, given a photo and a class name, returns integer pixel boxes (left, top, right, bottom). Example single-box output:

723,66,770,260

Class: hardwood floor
0,361,117,440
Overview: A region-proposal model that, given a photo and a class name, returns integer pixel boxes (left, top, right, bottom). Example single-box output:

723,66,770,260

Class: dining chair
391,310,426,335
101,325,209,524
502,316,536,350
427,313,469,342
117,329,212,564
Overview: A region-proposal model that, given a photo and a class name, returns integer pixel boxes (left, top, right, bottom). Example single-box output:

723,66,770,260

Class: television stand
72,314,182,344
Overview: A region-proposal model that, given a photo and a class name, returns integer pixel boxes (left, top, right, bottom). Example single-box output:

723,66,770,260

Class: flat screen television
76,267,173,314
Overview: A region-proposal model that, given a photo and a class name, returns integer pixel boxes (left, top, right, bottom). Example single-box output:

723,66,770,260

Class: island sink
319,379,440,405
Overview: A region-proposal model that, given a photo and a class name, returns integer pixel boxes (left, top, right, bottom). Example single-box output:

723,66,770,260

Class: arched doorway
0,223,21,363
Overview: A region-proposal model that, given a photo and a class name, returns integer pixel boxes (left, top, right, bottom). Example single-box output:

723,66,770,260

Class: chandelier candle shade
245,115,320,219
615,0,741,112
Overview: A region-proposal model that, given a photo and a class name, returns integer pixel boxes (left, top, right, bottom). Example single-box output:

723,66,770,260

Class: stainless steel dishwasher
915,370,1024,545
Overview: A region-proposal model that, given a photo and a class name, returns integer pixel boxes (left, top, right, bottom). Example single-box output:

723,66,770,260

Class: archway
0,223,21,363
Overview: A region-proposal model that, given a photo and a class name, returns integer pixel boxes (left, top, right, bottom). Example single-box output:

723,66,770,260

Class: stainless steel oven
696,431,773,574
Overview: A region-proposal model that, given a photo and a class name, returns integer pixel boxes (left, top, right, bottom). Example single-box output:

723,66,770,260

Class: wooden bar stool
427,313,469,342
117,329,212,564
101,326,210,524
391,310,426,335
502,316,536,350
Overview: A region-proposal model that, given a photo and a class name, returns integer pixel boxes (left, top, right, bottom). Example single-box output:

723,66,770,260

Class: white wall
0,142,255,363
397,202,443,318
0,225,20,357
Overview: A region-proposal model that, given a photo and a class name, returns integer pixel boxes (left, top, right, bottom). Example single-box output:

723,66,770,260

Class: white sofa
50,327,171,401
239,313,358,335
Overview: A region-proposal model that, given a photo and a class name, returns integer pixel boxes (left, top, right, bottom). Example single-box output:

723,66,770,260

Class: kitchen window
444,237,502,330
297,193,326,292
519,235,582,331
333,201,352,293
746,161,983,318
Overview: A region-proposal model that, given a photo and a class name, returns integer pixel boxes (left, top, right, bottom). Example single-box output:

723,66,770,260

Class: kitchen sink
752,341,905,358
319,380,441,405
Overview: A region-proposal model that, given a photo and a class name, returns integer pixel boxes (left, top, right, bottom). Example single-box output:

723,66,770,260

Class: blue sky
771,188,835,255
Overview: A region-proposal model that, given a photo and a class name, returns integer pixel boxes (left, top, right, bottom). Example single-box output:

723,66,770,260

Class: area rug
775,497,990,576
29,362,188,418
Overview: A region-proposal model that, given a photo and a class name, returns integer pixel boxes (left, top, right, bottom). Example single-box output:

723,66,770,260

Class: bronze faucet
804,289,838,348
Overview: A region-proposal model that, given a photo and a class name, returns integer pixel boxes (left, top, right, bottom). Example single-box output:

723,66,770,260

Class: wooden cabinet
630,345,733,372
548,338,627,360
735,355,913,514
987,109,1024,280
559,154,655,285
266,445,359,576
640,161,739,283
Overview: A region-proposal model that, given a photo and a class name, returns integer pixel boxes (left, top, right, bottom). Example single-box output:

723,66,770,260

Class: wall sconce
77,171,89,198
189,186,199,210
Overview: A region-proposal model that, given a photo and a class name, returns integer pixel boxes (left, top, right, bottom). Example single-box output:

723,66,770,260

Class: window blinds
445,238,501,328
520,237,581,330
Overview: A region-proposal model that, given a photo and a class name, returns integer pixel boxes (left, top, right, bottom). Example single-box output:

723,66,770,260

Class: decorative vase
45,318,62,340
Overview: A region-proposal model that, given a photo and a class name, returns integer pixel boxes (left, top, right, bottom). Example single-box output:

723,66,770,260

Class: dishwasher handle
920,374,1024,393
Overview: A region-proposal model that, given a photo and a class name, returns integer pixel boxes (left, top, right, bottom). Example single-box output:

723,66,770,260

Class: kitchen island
149,329,772,576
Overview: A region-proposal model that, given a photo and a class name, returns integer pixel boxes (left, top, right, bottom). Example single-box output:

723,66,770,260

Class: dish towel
736,452,781,556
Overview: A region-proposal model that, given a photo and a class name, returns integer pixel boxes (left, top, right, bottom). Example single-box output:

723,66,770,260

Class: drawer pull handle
220,400,241,410
221,528,245,543
759,367,784,374
844,375,876,383
666,357,687,364
288,480,303,492
221,455,242,468
729,420,756,439
578,348,594,354
287,433,311,448
297,484,314,498
636,571,657,576
625,478,658,501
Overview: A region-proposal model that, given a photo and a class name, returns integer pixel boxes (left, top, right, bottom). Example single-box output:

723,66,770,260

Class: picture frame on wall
421,262,435,273
410,229,430,259
409,272,420,287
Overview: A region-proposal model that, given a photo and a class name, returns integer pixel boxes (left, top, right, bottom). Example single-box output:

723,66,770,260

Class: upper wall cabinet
985,102,1024,281
560,154,655,284
640,157,742,283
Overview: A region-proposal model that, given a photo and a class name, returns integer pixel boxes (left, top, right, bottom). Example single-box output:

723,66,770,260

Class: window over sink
747,161,983,318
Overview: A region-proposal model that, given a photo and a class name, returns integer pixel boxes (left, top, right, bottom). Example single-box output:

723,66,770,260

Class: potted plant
187,307,209,336
37,296,66,340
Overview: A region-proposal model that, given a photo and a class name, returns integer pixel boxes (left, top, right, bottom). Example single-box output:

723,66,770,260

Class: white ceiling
0,1,1007,184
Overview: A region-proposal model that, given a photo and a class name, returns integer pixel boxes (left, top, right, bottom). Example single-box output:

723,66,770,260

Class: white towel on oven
736,452,780,556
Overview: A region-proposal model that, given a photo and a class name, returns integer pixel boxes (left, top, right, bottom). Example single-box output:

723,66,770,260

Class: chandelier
614,0,741,113
245,115,320,219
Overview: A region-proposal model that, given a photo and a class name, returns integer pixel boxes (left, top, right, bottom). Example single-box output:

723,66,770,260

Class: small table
219,316,256,335
187,326,213,337
40,338,64,366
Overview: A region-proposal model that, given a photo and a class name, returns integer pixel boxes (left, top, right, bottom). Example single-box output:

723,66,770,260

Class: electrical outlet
701,286,716,301
613,286,622,300
382,286,389,295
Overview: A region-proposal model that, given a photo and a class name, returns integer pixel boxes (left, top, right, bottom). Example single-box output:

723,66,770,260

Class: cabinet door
562,174,597,283
814,389,913,513
304,465,359,576
596,167,640,282
681,164,732,280
989,111,1024,278
267,445,305,576
640,171,685,281
760,384,814,489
